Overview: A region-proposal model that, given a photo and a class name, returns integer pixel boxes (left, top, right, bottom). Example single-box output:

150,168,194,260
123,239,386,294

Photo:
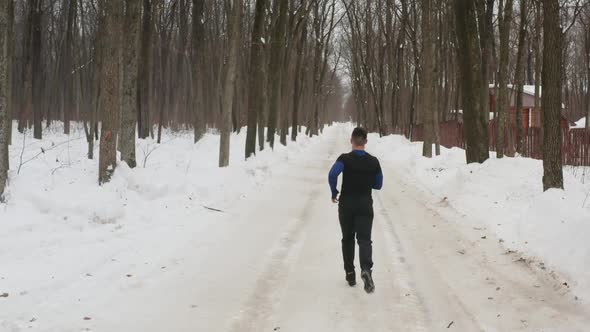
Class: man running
328,127,383,293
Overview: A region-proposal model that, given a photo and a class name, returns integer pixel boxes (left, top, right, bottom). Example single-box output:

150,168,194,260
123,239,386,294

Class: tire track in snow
377,184,486,331
374,193,430,331
226,129,349,331
226,147,338,331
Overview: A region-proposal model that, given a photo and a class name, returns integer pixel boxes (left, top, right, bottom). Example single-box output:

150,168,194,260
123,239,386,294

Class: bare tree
421,0,436,158
120,0,141,168
0,0,12,199
514,0,528,153
62,0,77,135
192,0,206,142
541,0,564,190
454,0,490,163
219,0,242,167
291,0,309,142
245,0,267,158
267,0,288,148
496,0,515,158
98,0,122,184
534,0,542,127
138,0,153,139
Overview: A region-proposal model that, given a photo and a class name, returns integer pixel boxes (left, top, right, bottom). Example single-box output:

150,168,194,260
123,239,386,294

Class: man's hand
332,197,339,203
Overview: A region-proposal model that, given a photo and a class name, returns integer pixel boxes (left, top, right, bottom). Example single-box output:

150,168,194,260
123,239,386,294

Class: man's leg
355,202,375,293
355,203,374,272
338,203,356,273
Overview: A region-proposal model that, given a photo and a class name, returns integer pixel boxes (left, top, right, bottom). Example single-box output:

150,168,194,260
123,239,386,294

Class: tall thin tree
120,0,141,168
267,0,289,148
138,0,153,139
98,0,122,184
421,0,435,158
191,0,206,142
454,0,490,163
219,0,242,167
496,0,514,158
541,0,564,190
514,0,528,153
0,0,12,199
245,0,267,158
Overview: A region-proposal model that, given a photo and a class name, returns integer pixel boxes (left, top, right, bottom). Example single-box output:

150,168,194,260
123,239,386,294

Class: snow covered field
371,133,590,304
0,122,323,331
1,122,589,331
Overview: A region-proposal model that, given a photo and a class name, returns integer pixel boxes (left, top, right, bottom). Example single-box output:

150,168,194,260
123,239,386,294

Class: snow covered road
220,125,589,332
2,124,589,331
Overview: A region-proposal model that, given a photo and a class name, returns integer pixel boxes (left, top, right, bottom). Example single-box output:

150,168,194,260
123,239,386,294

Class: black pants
338,196,374,273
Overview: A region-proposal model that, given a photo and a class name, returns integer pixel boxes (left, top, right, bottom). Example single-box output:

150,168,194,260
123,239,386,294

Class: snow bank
0,122,328,331
370,133,590,303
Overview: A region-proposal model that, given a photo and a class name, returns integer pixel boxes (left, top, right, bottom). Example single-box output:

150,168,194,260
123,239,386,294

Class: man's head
351,127,368,149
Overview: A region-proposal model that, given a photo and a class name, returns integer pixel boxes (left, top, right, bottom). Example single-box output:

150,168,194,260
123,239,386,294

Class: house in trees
489,84,573,130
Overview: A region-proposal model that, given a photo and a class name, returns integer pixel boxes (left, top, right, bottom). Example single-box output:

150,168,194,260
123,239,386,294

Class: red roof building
488,85,573,130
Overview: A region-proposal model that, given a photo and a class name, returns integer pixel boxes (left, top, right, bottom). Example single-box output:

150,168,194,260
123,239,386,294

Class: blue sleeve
328,161,344,199
373,160,383,190
373,172,383,190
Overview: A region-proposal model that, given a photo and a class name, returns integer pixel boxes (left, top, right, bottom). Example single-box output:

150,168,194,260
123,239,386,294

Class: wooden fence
410,121,590,166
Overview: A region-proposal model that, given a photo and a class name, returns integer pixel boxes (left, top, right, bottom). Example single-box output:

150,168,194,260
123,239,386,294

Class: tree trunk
31,0,41,139
63,0,76,135
266,0,288,148
587,27,590,130
0,0,11,199
192,0,206,142
496,0,514,158
454,0,489,163
219,0,242,167
534,0,541,128
421,0,435,158
245,0,267,158
6,0,12,147
89,0,105,160
120,0,141,168
258,46,267,151
138,0,153,139
476,0,494,144
393,0,408,131
98,0,121,184
541,0,563,190
514,0,527,153
291,12,307,142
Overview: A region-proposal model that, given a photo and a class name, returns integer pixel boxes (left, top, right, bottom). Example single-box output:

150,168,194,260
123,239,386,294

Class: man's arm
328,161,344,199
373,160,383,190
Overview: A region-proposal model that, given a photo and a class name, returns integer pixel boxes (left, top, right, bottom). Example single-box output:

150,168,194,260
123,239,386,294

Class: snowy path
2,125,589,331
218,126,589,332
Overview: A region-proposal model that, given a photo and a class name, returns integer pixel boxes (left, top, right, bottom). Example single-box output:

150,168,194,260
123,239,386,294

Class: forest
2,2,590,330
0,0,589,196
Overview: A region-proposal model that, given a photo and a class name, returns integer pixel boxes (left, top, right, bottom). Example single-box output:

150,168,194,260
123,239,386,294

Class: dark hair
351,127,368,145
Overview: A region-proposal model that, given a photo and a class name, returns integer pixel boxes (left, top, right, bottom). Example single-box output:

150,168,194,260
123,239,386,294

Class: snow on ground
0,122,326,331
2,122,589,331
370,133,590,304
